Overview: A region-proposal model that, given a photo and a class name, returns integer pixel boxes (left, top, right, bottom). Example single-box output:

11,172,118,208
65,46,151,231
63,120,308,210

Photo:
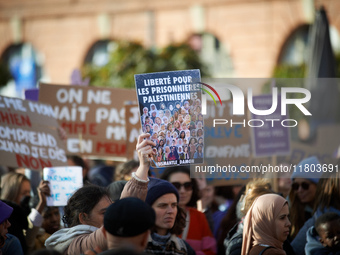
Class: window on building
188,33,233,77
0,43,44,98
278,24,340,66
278,25,310,66
84,39,116,67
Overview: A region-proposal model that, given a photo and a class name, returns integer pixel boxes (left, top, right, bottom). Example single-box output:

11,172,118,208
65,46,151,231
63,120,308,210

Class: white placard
43,166,83,206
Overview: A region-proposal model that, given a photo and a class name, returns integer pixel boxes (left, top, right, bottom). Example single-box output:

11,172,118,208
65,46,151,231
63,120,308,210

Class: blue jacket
305,226,324,255
1,234,24,255
291,207,340,255
305,225,340,255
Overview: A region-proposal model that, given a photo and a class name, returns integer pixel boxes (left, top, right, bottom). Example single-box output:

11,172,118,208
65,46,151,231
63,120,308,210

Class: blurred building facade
0,0,339,92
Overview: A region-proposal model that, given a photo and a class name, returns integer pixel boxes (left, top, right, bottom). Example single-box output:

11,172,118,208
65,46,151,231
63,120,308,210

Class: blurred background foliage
272,63,306,79
261,53,340,124
82,41,209,88
270,53,340,79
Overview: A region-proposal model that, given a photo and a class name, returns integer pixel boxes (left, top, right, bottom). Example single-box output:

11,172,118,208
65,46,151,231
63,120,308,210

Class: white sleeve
28,208,43,227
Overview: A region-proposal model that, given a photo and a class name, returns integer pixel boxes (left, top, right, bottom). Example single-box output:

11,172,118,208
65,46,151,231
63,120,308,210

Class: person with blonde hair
1,172,50,254
240,179,272,216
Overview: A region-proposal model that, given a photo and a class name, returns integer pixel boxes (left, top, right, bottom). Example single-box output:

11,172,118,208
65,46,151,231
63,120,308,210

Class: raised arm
120,133,156,200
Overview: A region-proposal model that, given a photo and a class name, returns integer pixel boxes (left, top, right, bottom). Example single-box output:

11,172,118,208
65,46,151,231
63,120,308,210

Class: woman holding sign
45,133,157,255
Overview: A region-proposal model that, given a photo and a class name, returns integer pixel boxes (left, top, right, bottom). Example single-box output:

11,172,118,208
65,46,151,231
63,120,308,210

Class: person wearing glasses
288,156,323,242
292,169,340,255
161,167,217,255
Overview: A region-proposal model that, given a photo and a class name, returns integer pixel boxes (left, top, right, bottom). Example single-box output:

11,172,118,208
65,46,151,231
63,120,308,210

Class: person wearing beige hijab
241,194,291,255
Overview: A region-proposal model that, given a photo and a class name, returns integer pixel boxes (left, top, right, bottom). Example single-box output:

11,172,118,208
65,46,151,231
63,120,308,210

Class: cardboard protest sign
124,104,142,160
251,94,291,157
134,70,203,168
43,166,83,206
190,99,251,186
39,83,137,159
0,95,67,170
25,88,39,101
254,124,340,166
249,124,340,192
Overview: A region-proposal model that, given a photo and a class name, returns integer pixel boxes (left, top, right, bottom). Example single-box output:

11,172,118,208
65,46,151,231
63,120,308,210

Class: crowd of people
1,133,340,255
141,101,204,162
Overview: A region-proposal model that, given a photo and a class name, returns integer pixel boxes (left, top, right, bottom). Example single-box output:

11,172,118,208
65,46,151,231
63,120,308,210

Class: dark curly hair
63,184,110,227
160,166,200,207
170,205,186,235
